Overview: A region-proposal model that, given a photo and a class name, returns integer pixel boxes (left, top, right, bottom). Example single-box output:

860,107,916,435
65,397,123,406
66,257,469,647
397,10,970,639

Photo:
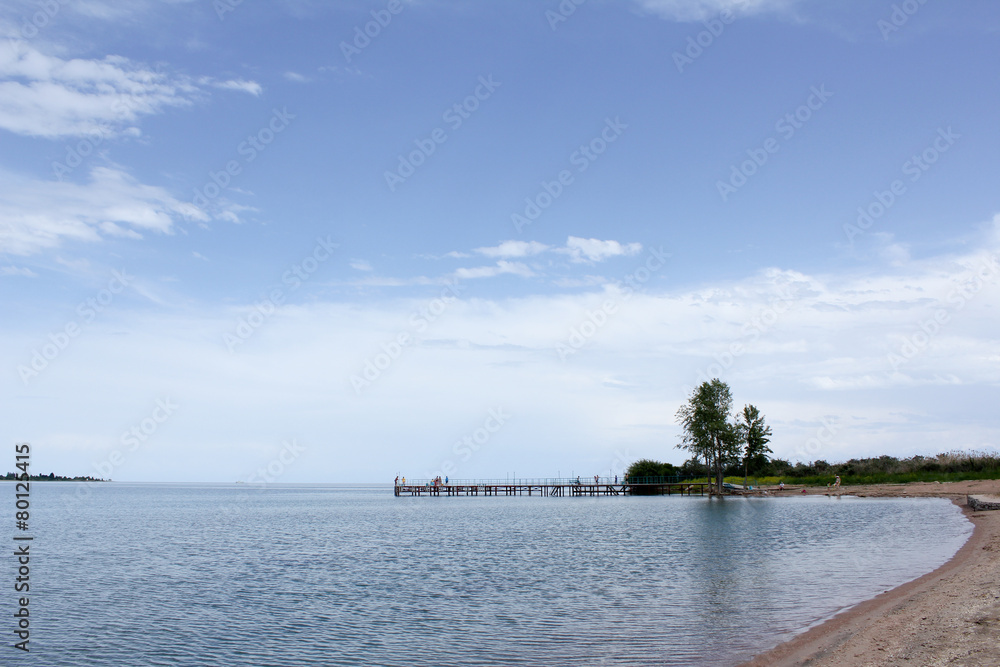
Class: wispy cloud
201,77,263,97
0,265,37,277
559,237,643,263
0,42,261,139
454,260,536,280
474,240,549,258
469,237,641,264
634,0,798,22
0,166,205,255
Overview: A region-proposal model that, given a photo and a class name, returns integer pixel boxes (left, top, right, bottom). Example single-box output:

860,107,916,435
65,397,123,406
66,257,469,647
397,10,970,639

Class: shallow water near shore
15,483,971,666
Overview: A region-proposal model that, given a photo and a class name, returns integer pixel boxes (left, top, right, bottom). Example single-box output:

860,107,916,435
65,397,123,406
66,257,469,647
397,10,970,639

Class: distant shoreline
2,474,108,482
740,479,1000,666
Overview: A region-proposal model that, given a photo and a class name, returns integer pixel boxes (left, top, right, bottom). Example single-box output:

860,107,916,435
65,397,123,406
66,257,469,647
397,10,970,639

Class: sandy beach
741,479,1000,666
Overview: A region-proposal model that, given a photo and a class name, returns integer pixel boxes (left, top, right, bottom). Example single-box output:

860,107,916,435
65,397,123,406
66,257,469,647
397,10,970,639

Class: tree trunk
715,437,724,496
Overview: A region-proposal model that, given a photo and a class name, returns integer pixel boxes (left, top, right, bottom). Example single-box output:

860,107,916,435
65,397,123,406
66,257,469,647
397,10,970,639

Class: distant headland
2,472,108,482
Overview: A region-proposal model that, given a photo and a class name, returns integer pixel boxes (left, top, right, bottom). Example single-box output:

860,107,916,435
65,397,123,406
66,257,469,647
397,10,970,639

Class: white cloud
350,259,373,272
560,237,642,263
284,71,309,83
0,265,37,277
0,166,206,255
202,77,263,96
467,237,641,265
3,218,999,481
454,260,536,280
6,227,998,481
634,0,797,22
474,240,550,258
0,42,260,139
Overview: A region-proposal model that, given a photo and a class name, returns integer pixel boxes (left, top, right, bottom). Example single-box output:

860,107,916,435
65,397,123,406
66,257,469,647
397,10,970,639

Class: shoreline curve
739,480,1000,666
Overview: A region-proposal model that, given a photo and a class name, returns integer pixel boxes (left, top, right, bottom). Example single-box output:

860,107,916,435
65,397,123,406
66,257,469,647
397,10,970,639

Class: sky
1,0,998,483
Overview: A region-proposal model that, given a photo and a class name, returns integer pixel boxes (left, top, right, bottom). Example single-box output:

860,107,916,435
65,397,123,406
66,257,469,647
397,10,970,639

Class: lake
10,483,972,665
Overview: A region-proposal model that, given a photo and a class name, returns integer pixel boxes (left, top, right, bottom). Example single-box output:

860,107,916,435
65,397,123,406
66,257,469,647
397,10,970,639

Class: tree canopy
738,404,773,483
676,379,742,494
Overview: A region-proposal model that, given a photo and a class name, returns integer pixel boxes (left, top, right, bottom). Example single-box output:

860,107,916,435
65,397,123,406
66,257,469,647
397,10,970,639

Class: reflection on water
19,484,971,666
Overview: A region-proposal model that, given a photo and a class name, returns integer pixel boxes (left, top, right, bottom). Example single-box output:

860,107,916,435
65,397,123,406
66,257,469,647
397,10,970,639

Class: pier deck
394,482,710,497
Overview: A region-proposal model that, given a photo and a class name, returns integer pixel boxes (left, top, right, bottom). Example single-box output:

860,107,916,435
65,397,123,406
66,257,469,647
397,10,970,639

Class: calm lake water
7,483,971,666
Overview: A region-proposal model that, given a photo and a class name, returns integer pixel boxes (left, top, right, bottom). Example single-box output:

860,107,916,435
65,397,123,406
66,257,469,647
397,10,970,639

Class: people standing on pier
594,475,599,484
394,475,399,486
402,476,406,485
444,476,448,484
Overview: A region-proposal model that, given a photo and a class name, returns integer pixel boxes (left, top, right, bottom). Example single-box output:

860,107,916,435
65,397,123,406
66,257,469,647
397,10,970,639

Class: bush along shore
628,451,1000,490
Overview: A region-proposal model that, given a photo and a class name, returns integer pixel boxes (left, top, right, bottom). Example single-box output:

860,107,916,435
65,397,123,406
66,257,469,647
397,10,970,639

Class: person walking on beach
834,475,841,493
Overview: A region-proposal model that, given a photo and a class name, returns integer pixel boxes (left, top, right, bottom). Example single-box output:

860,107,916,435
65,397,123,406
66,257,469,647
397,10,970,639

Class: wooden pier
394,482,710,497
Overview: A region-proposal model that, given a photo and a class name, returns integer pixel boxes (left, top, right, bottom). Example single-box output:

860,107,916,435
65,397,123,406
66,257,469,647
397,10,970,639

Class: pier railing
393,477,713,498
399,475,704,487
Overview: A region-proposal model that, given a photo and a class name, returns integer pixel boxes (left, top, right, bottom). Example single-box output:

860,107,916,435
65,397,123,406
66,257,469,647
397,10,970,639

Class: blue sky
1,0,998,482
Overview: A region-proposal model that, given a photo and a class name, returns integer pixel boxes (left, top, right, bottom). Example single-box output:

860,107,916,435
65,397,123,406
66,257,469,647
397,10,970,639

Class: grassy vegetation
646,451,1000,488
744,451,1000,486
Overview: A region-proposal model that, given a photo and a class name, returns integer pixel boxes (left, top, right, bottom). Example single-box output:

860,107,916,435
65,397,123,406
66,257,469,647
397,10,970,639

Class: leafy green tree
624,459,677,482
676,379,741,494
738,404,772,487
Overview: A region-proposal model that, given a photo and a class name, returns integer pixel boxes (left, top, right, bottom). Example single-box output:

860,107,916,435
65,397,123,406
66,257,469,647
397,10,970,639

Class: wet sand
741,479,1000,666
